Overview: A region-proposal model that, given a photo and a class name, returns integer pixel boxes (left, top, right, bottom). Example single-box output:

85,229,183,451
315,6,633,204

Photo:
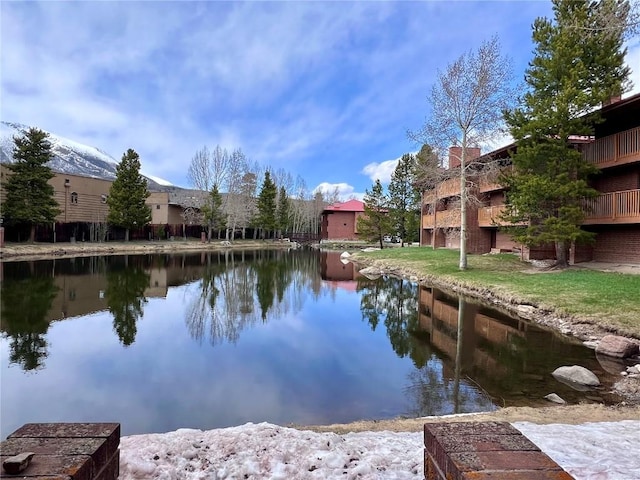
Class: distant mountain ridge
0,121,170,190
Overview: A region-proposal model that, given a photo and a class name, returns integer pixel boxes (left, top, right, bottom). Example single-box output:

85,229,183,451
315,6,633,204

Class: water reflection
0,249,622,438
0,261,58,370
106,257,150,346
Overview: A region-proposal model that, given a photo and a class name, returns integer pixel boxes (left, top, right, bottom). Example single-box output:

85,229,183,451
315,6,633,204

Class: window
101,194,108,204
70,192,78,204
156,205,161,209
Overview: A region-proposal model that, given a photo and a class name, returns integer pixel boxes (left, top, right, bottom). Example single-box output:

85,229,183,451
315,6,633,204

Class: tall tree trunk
125,228,130,242
30,224,36,243
555,240,569,267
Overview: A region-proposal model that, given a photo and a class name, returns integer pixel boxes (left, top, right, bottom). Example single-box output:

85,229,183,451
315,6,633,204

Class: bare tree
411,36,516,270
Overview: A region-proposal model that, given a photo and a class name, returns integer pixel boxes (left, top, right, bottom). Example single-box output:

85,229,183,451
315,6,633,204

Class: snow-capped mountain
0,121,171,190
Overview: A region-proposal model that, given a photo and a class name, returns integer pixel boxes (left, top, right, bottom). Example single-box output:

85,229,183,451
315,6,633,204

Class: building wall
149,192,170,224
591,226,640,263
50,173,112,224
495,231,517,251
591,167,640,192
324,211,359,240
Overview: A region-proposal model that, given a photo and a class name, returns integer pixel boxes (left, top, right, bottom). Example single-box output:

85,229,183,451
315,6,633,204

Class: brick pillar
1,423,120,480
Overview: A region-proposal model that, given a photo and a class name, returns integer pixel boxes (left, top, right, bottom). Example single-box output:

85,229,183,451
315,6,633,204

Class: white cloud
361,158,401,184
625,37,640,95
313,182,362,202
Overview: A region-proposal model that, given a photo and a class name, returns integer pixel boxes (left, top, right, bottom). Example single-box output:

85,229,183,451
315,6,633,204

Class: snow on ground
119,420,640,480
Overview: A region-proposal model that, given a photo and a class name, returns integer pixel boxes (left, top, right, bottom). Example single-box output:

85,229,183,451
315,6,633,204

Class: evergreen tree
201,184,226,241
255,170,277,239
357,179,392,248
388,154,421,245
503,0,631,266
1,128,60,242
107,149,151,241
275,185,290,237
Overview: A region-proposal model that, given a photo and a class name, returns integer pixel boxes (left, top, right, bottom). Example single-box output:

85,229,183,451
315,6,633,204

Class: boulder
544,393,566,404
339,251,351,259
358,267,382,280
595,335,639,359
596,353,628,375
552,365,600,390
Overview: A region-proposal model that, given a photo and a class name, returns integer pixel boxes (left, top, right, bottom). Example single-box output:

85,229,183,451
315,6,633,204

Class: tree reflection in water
1,261,59,370
105,256,150,346
183,250,320,346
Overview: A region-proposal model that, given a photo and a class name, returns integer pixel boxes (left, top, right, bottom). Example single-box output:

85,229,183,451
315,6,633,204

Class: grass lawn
353,247,640,338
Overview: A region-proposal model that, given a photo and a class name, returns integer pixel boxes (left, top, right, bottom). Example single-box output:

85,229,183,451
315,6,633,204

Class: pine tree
1,128,60,242
357,179,392,248
201,184,225,241
275,185,290,237
107,149,151,241
255,171,277,239
388,154,421,246
503,0,631,266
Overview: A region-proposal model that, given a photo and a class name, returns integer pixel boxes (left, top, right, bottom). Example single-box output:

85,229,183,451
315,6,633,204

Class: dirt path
297,404,640,433
0,239,293,261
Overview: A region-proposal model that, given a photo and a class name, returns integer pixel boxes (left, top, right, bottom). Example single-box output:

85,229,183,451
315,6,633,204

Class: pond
0,249,621,437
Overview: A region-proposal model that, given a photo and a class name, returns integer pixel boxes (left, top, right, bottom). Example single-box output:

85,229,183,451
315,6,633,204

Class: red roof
323,199,365,212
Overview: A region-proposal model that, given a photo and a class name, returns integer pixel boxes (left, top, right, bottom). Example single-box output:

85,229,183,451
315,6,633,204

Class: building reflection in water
417,285,621,408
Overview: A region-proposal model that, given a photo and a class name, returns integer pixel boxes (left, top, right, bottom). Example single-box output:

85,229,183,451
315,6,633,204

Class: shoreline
0,238,295,262
2,240,639,428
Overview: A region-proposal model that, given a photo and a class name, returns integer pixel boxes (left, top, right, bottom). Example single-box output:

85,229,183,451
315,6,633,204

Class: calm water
0,249,621,437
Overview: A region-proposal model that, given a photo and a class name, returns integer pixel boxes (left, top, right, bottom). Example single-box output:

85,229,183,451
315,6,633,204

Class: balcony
478,205,527,227
582,126,640,168
583,189,640,225
422,209,461,229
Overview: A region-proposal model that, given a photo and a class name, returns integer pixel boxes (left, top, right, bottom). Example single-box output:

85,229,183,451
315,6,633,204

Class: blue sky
2,1,639,199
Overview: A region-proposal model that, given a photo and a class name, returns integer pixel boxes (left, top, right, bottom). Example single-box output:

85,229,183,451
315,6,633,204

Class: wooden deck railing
478,205,505,226
478,205,527,227
582,126,640,167
583,189,640,224
422,209,461,229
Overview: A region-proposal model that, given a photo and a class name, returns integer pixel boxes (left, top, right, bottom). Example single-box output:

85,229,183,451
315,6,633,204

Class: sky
2,1,639,200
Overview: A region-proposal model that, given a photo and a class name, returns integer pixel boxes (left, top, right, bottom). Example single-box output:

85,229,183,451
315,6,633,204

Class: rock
358,267,382,280
583,340,599,350
596,335,639,359
3,452,35,474
552,365,600,389
627,365,640,375
544,393,566,404
517,305,535,315
340,251,351,259
596,353,628,375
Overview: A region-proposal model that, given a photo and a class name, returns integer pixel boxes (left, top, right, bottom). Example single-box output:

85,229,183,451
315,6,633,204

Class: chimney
448,146,481,169
603,94,622,107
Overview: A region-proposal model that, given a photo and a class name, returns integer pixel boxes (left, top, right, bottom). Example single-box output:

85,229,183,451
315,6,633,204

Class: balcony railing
582,126,640,167
583,189,640,225
478,205,527,227
422,209,461,229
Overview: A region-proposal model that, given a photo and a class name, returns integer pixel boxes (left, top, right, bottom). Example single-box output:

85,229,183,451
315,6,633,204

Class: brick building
321,199,366,241
420,93,640,264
